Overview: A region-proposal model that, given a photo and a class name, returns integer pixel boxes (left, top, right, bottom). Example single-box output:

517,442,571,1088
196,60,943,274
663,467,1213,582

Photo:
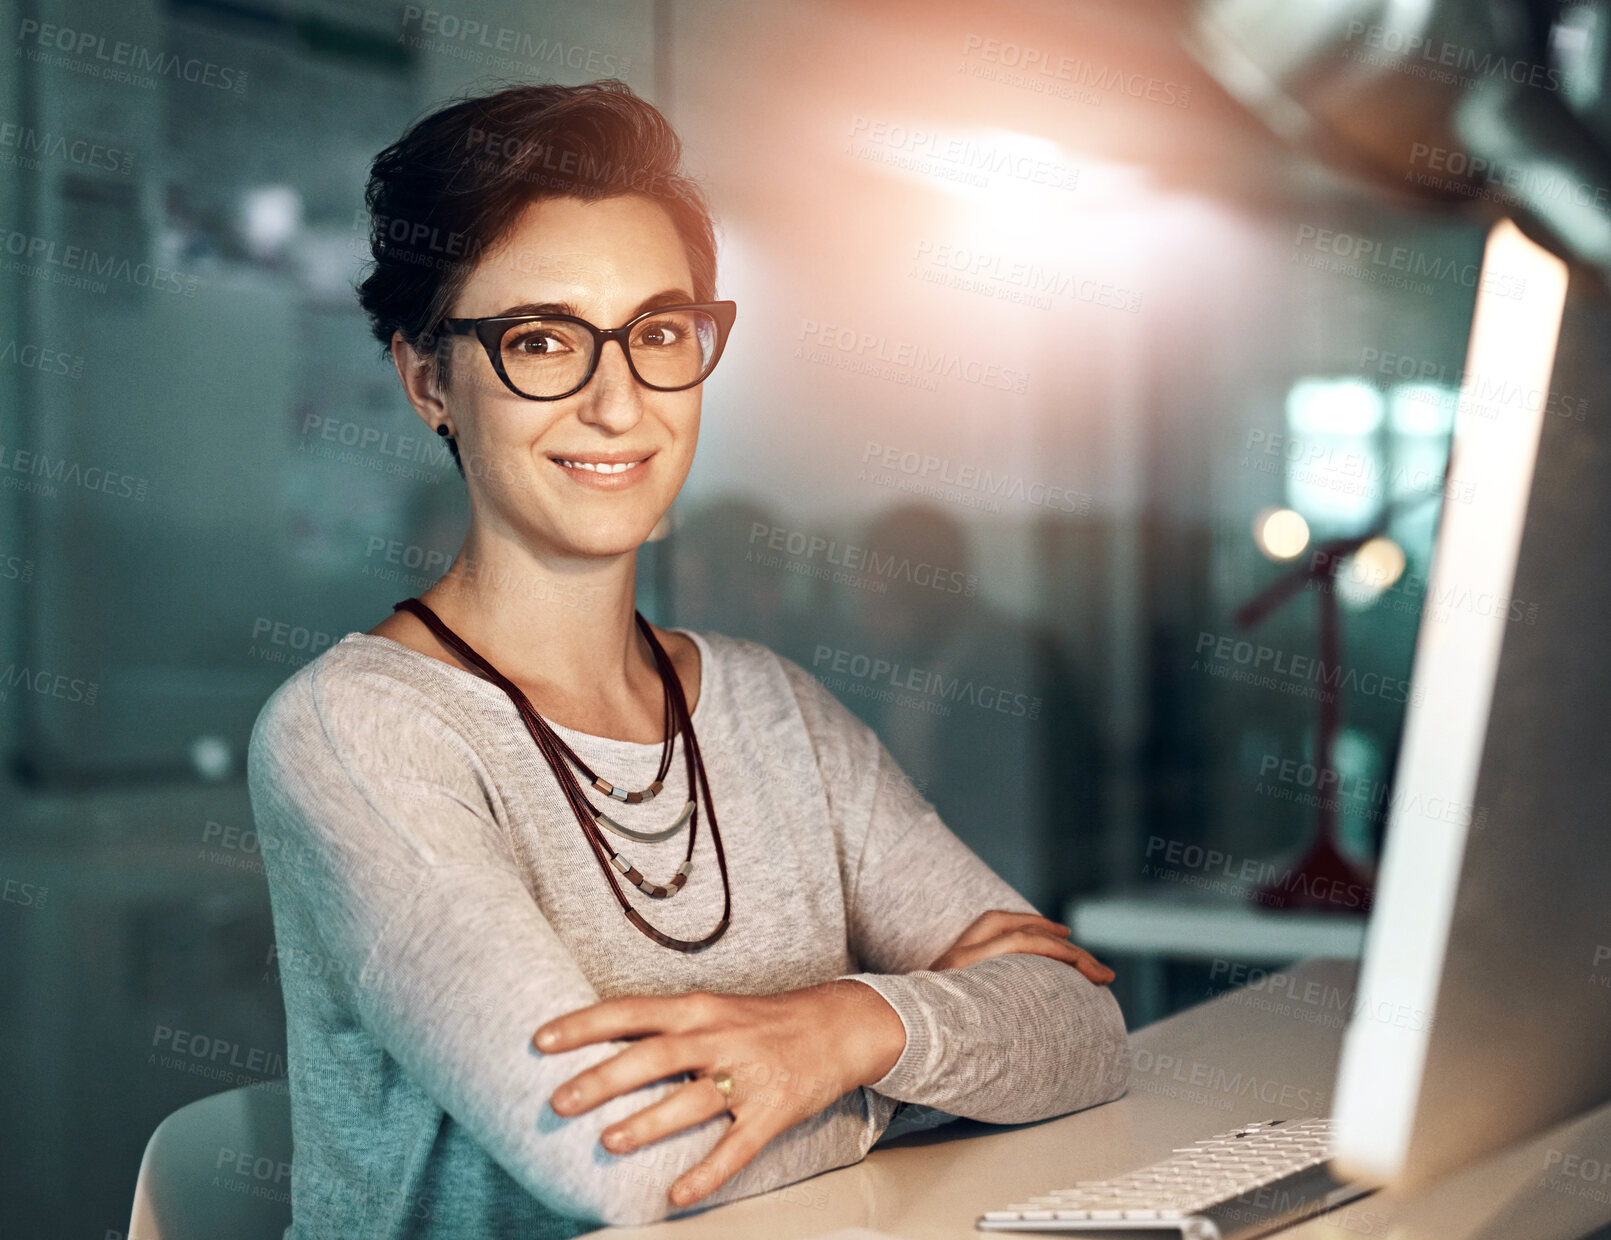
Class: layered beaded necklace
392,597,731,953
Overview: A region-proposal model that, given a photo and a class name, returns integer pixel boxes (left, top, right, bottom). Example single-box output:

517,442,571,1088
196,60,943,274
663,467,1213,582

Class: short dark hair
356,79,720,477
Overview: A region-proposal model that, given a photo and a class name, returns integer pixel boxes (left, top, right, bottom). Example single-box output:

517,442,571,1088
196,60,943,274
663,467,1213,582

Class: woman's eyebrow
490,289,696,320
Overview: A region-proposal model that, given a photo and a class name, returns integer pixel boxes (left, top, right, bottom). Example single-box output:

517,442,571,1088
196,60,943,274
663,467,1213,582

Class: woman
247,79,1128,1237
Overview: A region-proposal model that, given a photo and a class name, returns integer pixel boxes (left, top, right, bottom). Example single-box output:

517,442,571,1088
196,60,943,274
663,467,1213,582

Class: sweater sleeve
775,654,1130,1126
248,664,892,1229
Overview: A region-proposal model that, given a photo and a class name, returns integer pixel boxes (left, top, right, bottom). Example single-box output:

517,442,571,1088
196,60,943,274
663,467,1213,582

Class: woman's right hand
926,910,1115,984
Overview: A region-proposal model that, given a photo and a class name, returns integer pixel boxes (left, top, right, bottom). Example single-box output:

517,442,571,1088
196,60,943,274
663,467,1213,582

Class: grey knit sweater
245,626,1128,1238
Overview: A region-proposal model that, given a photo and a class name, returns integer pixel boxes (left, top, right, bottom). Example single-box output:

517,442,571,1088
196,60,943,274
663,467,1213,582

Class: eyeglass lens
501,308,721,398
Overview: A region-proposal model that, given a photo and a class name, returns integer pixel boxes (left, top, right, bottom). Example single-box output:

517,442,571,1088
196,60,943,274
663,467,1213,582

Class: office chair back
129,1081,293,1240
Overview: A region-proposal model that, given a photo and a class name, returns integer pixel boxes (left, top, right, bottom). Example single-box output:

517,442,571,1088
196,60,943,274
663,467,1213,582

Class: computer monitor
1331,217,1611,1189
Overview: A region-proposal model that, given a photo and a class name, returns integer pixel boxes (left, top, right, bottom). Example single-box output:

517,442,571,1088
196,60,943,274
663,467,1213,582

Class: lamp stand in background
1232,487,1442,913
1236,541,1372,913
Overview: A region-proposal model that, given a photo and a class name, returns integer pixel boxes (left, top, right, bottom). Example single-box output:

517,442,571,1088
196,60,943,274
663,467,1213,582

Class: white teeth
556,458,642,474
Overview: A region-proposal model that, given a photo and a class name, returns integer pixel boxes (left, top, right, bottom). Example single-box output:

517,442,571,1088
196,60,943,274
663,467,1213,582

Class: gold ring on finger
710,1070,734,1098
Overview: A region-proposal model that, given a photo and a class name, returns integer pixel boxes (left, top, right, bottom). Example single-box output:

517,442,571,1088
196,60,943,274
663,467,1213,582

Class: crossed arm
531,908,1119,1207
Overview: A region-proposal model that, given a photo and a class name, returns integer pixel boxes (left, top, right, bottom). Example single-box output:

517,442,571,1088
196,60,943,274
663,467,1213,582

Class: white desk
584,957,1611,1240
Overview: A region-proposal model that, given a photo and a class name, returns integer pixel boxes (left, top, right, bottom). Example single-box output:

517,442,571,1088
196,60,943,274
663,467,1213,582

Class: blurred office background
3,0,1601,1232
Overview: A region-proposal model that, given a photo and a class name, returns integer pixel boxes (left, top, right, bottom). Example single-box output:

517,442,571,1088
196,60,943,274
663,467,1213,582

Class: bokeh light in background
1336,535,1407,609
1281,378,1385,534
1252,506,1310,560
238,185,302,262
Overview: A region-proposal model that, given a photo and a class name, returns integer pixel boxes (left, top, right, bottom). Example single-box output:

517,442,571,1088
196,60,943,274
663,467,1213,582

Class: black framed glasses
441,300,737,401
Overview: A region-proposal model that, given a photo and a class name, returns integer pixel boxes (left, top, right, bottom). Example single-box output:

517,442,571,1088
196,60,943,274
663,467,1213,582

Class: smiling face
432,193,704,563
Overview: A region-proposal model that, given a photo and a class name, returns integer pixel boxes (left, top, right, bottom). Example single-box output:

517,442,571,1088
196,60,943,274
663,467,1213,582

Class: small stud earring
436,424,453,437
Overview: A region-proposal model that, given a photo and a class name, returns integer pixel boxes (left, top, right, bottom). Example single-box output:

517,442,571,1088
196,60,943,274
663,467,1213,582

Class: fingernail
535,1029,558,1050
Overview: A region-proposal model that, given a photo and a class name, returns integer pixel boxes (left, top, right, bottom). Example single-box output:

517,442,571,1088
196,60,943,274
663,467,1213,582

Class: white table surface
581,956,1611,1240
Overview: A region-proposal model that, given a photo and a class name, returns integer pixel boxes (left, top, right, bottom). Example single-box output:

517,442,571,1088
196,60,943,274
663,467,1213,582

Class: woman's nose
575,337,645,430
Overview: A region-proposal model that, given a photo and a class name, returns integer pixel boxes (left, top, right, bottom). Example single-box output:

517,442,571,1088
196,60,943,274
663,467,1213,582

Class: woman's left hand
532,981,905,1208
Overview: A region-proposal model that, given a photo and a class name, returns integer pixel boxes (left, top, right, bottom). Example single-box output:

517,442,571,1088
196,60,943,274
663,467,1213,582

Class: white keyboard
977,1116,1371,1237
